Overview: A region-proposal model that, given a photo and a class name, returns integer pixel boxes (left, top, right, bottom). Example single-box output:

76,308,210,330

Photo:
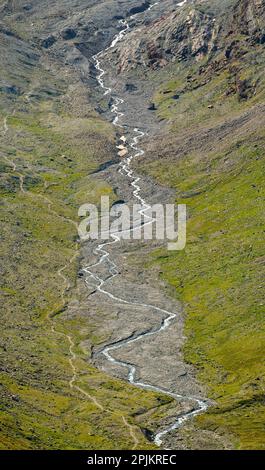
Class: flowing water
84,1,208,447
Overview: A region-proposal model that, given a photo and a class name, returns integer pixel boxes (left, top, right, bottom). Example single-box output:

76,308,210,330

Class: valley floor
0,0,264,450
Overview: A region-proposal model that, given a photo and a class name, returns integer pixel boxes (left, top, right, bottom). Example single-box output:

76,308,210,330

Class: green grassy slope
0,19,178,449
0,67,181,450
138,34,265,450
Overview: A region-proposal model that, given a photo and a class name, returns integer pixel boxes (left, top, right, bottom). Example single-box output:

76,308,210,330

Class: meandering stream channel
83,1,208,447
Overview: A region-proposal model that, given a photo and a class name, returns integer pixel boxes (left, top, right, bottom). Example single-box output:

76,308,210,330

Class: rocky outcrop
128,1,151,16
112,6,218,71
109,0,265,72
231,0,265,42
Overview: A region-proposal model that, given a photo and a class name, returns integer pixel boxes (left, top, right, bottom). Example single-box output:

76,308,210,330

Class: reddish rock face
109,0,265,73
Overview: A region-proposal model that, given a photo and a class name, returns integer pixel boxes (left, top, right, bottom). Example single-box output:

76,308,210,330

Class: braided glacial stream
84,1,208,447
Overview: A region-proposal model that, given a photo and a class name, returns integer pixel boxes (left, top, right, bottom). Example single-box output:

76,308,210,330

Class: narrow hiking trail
2,115,25,192
1,2,208,447
1,1,207,449
1,107,139,450
83,1,208,447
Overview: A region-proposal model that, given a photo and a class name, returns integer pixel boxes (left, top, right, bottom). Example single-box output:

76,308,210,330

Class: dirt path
1,64,143,453
2,115,25,192
122,416,139,450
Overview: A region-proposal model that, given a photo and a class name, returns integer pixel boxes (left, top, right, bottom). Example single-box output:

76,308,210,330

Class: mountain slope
0,0,181,450
103,0,265,449
0,0,264,450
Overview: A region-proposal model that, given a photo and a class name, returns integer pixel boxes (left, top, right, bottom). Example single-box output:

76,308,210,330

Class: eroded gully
83,1,208,447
